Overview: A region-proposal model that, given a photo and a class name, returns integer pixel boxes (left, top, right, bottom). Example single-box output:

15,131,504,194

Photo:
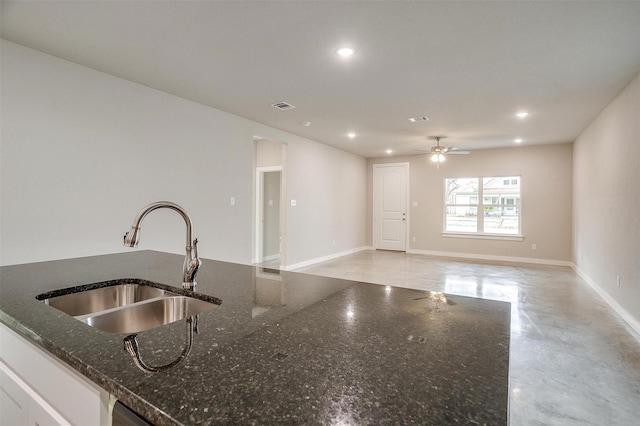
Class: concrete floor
294,250,640,426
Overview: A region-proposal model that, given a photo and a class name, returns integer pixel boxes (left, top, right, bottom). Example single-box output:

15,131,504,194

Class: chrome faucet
123,201,202,290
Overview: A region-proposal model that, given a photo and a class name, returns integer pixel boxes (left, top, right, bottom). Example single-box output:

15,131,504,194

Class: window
444,176,521,236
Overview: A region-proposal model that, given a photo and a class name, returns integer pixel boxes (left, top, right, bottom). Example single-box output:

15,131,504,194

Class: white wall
573,72,640,329
255,139,283,167
367,143,574,264
282,135,367,267
0,40,367,267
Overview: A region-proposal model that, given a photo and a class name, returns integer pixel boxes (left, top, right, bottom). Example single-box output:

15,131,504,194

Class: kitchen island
0,251,510,425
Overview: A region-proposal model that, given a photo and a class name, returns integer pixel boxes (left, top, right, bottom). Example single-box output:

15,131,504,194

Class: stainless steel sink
39,281,218,333
82,296,216,334
44,283,170,317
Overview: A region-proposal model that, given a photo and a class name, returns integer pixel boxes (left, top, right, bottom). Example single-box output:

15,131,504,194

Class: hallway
296,250,640,426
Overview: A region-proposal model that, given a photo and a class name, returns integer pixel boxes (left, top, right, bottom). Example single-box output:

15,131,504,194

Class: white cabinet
0,323,111,425
1,363,71,426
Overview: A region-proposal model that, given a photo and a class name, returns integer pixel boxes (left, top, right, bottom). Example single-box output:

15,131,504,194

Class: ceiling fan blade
446,150,470,155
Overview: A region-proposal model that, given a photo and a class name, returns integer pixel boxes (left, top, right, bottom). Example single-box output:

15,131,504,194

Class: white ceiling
2,1,640,158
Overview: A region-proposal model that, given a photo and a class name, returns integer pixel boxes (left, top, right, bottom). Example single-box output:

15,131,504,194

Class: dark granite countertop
0,251,510,425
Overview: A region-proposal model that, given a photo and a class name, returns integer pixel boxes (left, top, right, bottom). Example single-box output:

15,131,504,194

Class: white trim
442,232,524,242
573,266,640,338
372,162,410,168
254,169,264,263
406,249,573,267
262,254,280,262
286,246,572,270
284,246,373,271
257,165,283,173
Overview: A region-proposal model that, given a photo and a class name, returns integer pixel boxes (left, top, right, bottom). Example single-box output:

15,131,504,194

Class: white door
373,163,408,251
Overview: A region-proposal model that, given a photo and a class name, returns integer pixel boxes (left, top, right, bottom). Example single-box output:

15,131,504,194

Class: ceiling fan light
431,153,446,162
337,47,355,57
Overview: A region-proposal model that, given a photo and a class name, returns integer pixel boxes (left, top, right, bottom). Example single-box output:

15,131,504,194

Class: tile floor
294,250,640,426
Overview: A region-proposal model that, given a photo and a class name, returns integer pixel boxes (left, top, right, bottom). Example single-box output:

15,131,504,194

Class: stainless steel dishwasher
112,400,152,426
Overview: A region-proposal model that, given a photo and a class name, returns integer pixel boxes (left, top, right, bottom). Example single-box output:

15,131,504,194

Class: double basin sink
37,280,218,334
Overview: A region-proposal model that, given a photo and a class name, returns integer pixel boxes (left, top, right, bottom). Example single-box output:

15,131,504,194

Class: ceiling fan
415,136,470,169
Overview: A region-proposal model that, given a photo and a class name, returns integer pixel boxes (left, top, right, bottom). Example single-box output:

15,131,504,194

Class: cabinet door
1,367,29,425
0,324,109,425
29,397,71,426
1,363,71,426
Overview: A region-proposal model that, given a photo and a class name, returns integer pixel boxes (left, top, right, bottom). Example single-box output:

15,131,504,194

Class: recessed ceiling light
514,138,523,143
386,149,393,154
337,47,355,57
408,116,429,122
515,112,529,118
302,121,311,127
347,132,356,138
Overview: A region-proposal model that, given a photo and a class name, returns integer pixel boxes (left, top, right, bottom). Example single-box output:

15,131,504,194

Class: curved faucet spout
123,201,202,290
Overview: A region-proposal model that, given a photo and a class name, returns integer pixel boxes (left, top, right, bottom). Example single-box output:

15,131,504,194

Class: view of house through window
444,176,521,235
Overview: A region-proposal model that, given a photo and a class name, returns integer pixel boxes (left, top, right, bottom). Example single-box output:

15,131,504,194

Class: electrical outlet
291,199,297,207
412,237,416,242
531,243,537,250
230,197,235,206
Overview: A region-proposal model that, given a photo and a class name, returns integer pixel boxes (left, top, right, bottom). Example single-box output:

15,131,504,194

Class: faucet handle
184,238,202,290
193,238,200,259
190,239,202,273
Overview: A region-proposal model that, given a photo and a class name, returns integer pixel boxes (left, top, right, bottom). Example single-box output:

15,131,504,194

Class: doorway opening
254,139,285,268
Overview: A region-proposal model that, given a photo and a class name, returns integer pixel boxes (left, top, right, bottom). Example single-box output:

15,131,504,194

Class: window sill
441,232,524,242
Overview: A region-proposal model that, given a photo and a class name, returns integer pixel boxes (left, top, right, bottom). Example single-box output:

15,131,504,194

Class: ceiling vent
271,102,296,111
408,116,429,122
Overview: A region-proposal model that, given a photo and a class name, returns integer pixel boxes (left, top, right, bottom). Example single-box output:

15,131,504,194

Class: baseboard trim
573,266,640,338
284,246,373,271
261,254,280,262
406,249,574,267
